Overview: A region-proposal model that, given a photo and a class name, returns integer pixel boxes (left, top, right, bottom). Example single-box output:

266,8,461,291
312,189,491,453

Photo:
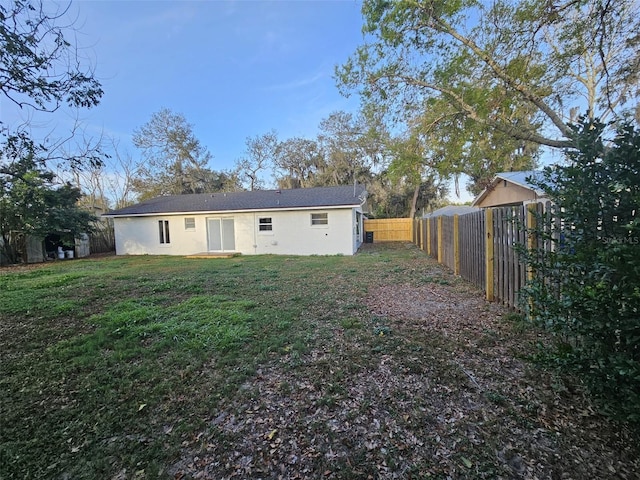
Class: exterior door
207,218,235,251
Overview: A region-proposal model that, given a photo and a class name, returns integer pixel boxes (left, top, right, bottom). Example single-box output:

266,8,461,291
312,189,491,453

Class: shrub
522,117,640,423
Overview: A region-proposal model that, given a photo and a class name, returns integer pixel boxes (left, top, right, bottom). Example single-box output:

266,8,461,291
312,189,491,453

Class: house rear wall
113,207,362,256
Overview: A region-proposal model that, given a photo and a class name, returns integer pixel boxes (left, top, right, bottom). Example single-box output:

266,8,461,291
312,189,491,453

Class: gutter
103,203,364,218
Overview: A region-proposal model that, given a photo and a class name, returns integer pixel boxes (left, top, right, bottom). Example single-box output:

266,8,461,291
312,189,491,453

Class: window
258,217,273,232
158,220,170,244
184,217,196,230
311,213,328,226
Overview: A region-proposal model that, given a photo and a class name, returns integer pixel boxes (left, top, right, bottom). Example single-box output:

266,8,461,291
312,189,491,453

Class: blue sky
3,0,475,201
6,0,364,166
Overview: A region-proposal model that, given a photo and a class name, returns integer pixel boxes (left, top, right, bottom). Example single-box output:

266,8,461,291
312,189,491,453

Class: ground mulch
168,247,639,480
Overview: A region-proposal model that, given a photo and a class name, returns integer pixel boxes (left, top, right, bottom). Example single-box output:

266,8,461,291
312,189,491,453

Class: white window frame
258,217,273,234
311,212,328,227
184,217,196,231
158,220,170,244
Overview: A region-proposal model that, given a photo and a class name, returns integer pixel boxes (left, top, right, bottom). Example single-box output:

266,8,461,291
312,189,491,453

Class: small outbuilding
103,185,368,256
0,232,89,266
471,171,546,208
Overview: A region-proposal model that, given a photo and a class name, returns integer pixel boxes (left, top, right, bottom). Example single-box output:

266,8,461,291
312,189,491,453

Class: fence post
412,219,416,244
426,219,431,256
437,216,443,263
453,214,460,275
526,204,537,281
485,209,494,301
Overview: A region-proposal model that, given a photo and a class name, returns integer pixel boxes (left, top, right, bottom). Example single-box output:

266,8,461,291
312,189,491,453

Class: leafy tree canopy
0,0,103,114
0,1,104,263
315,111,386,187
0,148,94,263
235,131,279,191
337,0,640,150
1,0,105,171
132,108,239,199
238,111,447,217
273,137,325,189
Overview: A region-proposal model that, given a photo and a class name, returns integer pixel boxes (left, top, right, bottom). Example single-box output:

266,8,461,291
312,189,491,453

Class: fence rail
90,220,115,254
458,211,485,291
491,207,526,309
408,203,552,310
363,218,413,242
363,207,552,310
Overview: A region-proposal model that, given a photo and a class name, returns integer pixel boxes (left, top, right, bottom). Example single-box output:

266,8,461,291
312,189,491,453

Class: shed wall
476,182,541,207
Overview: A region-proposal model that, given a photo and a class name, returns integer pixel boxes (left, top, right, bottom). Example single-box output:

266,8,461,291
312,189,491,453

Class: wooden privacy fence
457,211,485,291
364,218,413,242
90,219,116,254
413,203,548,310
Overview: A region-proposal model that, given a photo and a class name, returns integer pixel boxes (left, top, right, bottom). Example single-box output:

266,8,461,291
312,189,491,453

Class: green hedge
522,118,640,423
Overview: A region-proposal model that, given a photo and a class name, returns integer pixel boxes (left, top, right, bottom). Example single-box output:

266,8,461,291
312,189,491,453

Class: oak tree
132,108,236,198
273,137,325,189
1,0,104,262
337,0,640,149
234,131,279,191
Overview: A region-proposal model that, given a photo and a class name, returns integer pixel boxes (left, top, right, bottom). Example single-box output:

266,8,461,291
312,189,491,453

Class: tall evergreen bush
523,118,640,422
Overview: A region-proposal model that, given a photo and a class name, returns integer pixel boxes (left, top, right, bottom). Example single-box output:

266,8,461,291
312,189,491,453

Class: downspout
253,212,258,254
358,190,368,245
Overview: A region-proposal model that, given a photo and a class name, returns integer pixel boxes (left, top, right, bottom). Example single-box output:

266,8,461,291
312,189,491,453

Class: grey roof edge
495,171,545,194
103,185,368,217
423,205,479,218
103,203,364,218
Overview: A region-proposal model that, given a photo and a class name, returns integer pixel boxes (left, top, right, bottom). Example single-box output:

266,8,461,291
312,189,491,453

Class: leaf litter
168,247,640,480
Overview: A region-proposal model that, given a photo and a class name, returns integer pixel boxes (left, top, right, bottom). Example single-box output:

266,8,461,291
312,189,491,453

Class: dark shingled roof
105,185,367,217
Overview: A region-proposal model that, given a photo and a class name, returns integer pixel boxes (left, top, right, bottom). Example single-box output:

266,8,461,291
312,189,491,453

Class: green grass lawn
1,244,638,479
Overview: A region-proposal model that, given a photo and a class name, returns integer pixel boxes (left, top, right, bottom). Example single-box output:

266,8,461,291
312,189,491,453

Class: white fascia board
470,186,492,207
496,172,545,195
103,204,361,218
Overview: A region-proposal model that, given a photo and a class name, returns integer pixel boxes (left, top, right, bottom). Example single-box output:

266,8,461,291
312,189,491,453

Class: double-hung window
311,212,328,226
258,217,273,232
158,220,170,244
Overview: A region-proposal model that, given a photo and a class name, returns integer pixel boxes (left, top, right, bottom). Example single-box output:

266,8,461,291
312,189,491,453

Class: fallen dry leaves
167,253,639,480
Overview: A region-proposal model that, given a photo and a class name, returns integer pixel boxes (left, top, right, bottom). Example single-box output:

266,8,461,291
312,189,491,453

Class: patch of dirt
167,276,639,479
0,261,52,273
0,252,116,273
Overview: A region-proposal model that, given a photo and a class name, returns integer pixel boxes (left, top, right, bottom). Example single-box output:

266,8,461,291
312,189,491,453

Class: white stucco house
103,185,368,256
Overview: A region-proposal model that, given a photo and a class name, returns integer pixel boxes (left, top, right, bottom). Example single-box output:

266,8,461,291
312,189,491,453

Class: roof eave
471,182,495,207
103,203,364,218
495,172,543,193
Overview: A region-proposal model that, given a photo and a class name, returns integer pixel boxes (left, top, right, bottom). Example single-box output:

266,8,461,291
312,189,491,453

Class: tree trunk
409,184,420,219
